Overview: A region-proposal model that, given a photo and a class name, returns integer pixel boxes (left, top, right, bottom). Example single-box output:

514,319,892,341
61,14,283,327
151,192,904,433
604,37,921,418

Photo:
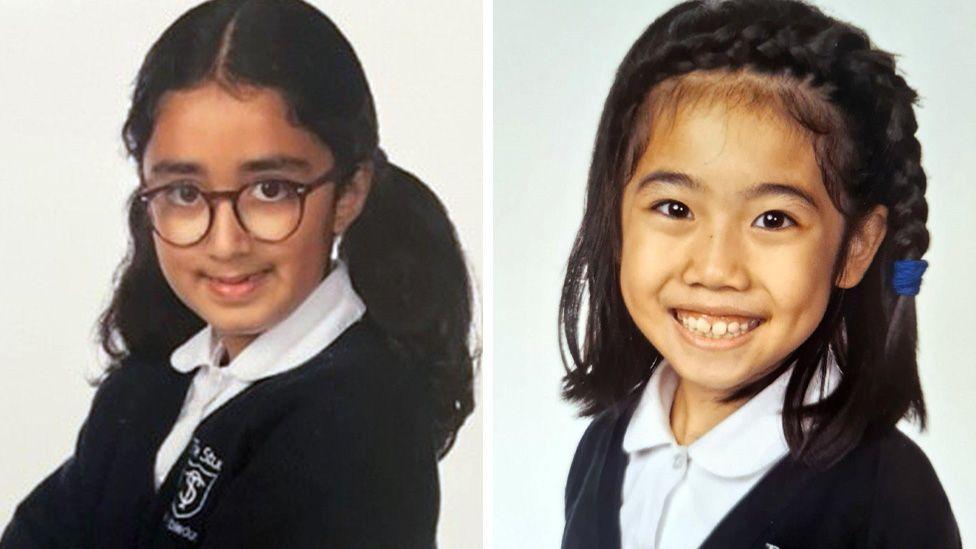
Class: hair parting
98,0,475,458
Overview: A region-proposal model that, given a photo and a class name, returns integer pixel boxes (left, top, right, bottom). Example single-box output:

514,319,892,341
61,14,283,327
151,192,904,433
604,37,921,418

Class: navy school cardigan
562,393,962,549
1,320,439,549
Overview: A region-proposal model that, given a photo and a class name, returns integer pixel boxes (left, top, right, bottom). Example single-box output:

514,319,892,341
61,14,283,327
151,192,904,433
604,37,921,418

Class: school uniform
563,359,961,549
1,262,439,549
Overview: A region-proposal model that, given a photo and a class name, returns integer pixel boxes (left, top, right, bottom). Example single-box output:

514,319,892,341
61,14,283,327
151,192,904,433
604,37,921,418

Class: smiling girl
560,1,960,548
2,1,473,548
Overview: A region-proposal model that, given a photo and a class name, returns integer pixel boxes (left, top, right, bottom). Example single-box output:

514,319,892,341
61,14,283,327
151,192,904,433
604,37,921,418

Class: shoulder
570,392,641,464
872,427,939,473
565,393,637,506
857,427,961,547
750,426,960,548
63,355,184,476
569,406,622,470
289,319,430,416
89,354,174,414
854,427,948,497
272,319,436,464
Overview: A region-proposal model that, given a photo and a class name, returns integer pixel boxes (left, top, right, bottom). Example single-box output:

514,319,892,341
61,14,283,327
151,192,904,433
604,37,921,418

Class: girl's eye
650,200,692,219
250,180,296,202
164,184,202,207
753,210,797,230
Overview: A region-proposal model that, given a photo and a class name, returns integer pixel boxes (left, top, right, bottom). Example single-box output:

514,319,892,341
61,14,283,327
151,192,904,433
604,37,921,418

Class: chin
671,361,753,394
214,318,267,335
195,303,279,335
208,318,269,338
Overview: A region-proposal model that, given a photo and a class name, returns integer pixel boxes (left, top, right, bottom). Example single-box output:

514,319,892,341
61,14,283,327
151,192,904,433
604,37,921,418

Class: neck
218,334,258,364
669,379,747,445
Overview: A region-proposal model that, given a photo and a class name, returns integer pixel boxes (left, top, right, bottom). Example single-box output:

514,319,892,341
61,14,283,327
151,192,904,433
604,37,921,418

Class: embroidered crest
171,437,223,520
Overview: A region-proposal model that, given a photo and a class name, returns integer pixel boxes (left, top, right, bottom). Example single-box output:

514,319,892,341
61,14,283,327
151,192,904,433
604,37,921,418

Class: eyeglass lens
145,181,303,245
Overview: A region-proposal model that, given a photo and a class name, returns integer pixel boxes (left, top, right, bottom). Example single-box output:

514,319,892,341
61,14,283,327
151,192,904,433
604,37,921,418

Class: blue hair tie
892,259,928,296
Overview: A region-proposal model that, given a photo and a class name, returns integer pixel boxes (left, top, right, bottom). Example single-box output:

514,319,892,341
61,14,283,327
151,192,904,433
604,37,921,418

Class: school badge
171,437,224,520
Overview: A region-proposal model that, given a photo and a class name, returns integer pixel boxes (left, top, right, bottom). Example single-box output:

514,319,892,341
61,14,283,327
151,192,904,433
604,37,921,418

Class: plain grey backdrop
0,1,482,547
494,1,975,547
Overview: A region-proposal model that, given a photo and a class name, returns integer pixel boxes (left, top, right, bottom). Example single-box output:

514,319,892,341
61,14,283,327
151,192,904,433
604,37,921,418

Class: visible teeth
676,311,761,339
711,321,727,336
695,317,709,333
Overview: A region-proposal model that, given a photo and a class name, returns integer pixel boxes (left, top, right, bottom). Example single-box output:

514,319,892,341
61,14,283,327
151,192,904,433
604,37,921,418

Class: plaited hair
559,0,929,467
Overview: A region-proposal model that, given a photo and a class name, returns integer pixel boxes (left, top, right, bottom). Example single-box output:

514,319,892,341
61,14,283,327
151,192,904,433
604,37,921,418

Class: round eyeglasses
137,167,340,247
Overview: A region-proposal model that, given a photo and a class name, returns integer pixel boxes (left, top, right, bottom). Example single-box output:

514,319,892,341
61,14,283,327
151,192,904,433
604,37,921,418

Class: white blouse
153,260,365,490
619,356,839,549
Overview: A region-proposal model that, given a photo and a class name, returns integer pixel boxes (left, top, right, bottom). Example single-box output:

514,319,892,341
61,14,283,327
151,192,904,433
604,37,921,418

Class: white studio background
0,1,483,547
494,1,975,547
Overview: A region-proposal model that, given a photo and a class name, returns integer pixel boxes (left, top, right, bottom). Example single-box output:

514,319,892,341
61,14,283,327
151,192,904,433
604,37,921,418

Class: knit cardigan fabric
2,320,439,549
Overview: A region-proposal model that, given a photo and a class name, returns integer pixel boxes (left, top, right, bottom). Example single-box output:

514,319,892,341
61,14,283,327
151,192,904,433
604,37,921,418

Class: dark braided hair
559,0,929,467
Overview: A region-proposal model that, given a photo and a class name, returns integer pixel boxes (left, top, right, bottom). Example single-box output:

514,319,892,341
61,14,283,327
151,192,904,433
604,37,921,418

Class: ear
332,162,373,235
836,204,888,289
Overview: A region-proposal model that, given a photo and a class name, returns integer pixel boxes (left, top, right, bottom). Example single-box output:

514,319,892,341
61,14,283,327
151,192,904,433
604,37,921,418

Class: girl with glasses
2,1,474,547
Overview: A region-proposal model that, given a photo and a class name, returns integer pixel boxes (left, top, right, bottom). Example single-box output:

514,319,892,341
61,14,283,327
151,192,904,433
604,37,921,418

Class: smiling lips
671,308,765,342
205,269,270,299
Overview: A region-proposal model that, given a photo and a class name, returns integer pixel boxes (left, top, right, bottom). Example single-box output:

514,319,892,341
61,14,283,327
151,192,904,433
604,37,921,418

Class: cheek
274,197,336,279
152,237,203,312
154,237,191,287
763,240,836,332
619,208,672,316
620,231,649,300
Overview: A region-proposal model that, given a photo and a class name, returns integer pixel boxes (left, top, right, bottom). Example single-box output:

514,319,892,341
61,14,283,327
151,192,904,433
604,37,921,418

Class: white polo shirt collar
622,355,840,478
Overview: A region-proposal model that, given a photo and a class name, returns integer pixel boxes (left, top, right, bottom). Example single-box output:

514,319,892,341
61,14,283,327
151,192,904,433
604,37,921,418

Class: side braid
561,0,933,465
861,69,930,426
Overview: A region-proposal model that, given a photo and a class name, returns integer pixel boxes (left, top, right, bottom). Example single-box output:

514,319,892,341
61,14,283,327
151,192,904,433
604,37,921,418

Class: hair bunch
560,0,929,466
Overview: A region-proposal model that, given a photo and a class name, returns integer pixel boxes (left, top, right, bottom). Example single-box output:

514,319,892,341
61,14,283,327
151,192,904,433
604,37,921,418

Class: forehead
627,71,835,206
144,81,330,173
639,100,822,191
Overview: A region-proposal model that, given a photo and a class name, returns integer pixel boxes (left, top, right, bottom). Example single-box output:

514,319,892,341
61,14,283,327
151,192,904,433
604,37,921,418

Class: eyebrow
149,154,313,177
240,155,312,174
636,169,821,212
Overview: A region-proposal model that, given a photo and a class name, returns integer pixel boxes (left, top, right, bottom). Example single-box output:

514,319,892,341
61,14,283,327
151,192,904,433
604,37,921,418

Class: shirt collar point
170,326,214,373
622,359,677,454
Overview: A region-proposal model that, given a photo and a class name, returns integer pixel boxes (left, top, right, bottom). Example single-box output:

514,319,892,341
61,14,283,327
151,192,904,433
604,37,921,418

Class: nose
681,221,750,291
205,199,252,260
